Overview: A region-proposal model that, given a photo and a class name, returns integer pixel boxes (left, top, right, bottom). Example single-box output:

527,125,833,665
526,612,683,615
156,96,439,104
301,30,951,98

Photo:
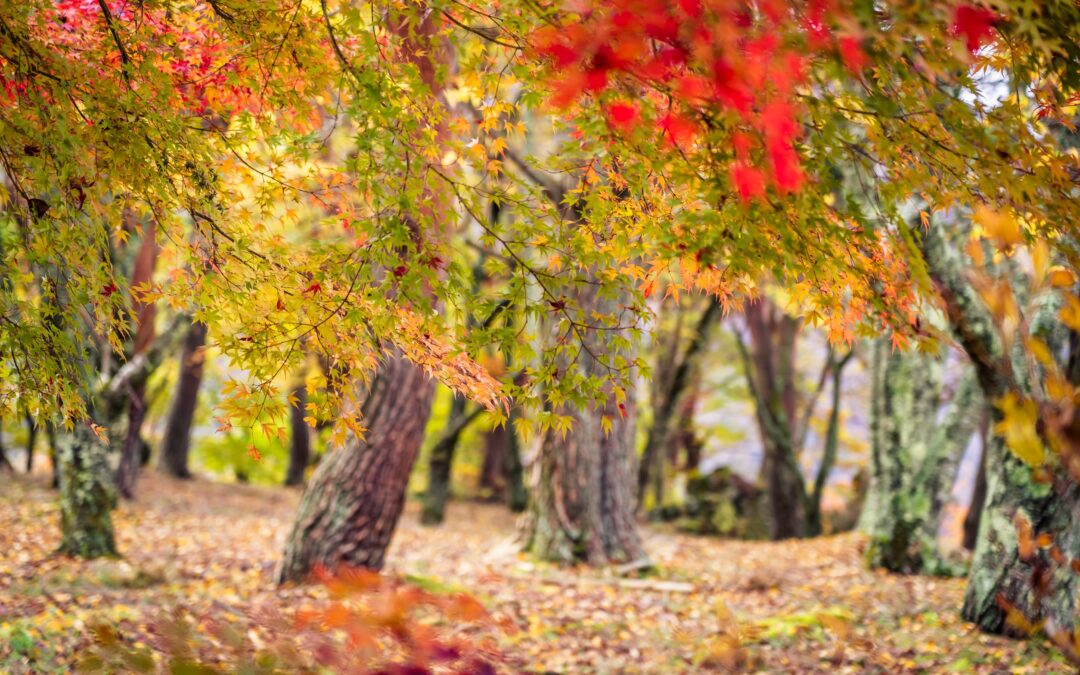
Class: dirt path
0,473,1067,673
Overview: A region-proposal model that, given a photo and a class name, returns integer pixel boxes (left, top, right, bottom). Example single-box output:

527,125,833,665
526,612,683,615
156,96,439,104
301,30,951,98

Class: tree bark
160,321,207,479
284,383,311,487
735,298,809,539
57,424,118,558
24,413,36,473
504,408,527,513
420,394,471,525
921,218,1080,637
479,423,508,499
115,218,158,499
806,349,854,536
862,341,981,574
525,386,646,565
963,417,989,551
277,353,436,579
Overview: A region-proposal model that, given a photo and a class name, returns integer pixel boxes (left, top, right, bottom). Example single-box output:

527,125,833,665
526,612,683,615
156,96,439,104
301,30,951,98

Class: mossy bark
56,424,118,558
524,283,646,566
525,387,646,565
862,341,981,575
921,217,1080,637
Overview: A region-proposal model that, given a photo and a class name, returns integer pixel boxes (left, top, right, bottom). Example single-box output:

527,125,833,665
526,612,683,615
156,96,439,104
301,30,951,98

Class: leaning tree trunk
639,299,720,510
56,424,118,558
278,354,435,579
921,216,1080,638
284,383,311,487
863,341,981,574
160,321,207,479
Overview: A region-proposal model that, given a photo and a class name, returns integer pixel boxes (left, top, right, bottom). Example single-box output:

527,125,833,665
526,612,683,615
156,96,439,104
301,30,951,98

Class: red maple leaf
951,5,997,54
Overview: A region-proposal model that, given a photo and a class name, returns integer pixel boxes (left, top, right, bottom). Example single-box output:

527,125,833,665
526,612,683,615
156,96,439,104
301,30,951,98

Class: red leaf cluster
532,0,868,202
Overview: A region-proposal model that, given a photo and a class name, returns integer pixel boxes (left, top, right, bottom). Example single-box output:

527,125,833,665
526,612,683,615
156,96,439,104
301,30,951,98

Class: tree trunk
963,418,989,551
863,342,981,574
921,218,1080,637
639,299,720,510
115,217,158,499
806,350,854,536
160,321,207,479
421,394,470,525
479,423,509,500
116,381,147,499
0,420,12,473
525,388,646,565
278,353,436,580
284,384,311,487
24,413,36,473
57,424,118,558
736,298,808,539
961,435,1080,638
504,408,527,513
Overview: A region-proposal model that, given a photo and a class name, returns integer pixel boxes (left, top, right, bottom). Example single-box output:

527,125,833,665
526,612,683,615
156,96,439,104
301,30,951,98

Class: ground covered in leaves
0,472,1070,673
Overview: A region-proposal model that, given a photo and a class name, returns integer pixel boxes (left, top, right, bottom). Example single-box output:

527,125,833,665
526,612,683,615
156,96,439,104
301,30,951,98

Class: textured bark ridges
161,321,208,479
525,283,646,566
277,353,435,580
862,341,981,574
57,424,118,558
921,218,1080,637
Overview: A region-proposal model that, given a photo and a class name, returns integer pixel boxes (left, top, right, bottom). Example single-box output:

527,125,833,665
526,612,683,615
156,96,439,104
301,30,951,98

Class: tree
861,342,983,574
421,395,483,525
732,297,852,539
638,298,721,510
160,321,208,480
921,220,1080,641
116,216,159,499
284,382,311,487
277,3,453,580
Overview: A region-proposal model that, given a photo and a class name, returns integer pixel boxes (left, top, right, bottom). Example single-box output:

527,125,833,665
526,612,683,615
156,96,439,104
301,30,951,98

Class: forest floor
0,472,1071,674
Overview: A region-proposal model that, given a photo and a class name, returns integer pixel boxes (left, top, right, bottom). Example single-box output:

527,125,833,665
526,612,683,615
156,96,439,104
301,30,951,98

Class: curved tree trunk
921,217,1080,638
284,383,311,487
639,299,721,510
57,424,118,558
277,353,435,580
116,218,158,499
160,321,207,479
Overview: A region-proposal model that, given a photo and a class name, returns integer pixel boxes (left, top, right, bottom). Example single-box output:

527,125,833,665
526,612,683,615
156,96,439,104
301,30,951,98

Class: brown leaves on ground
0,473,1069,673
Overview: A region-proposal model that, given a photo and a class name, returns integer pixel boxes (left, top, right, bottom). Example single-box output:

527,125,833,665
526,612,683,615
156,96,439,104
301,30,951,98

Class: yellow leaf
1049,267,1077,288
1059,295,1080,332
973,205,1021,250
993,392,1044,467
